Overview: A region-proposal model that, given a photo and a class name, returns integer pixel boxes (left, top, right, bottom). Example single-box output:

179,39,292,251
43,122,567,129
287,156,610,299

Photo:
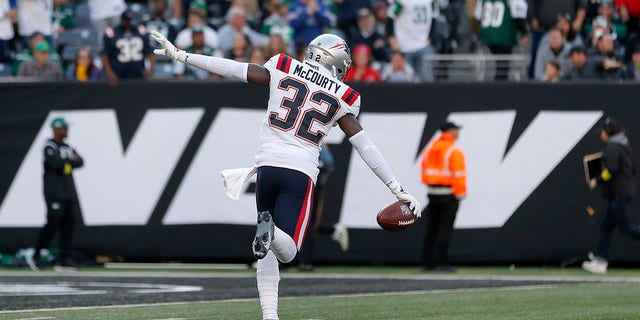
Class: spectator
88,0,126,44
343,44,381,82
371,0,391,38
350,8,390,63
332,0,370,38
474,0,528,80
145,0,178,43
287,0,333,47
225,32,252,62
564,45,598,80
25,117,84,271
174,25,221,80
101,10,155,85
420,121,467,272
539,13,584,50
388,0,436,82
261,0,294,52
266,33,289,57
380,51,417,82
249,46,266,64
589,32,625,80
174,2,219,49
65,47,102,81
584,1,628,46
527,0,587,79
12,32,64,75
624,44,640,80
534,28,572,80
582,118,640,274
0,0,16,63
52,0,75,39
17,0,54,50
17,41,63,80
540,59,562,81
217,6,268,52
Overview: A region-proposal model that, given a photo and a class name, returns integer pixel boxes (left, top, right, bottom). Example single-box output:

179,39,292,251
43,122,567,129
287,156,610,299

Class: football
376,200,416,231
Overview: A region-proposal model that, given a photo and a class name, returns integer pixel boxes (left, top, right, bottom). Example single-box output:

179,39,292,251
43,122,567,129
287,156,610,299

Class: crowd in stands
0,0,639,83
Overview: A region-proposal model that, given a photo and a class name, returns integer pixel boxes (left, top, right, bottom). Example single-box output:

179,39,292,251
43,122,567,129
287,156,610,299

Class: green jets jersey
475,0,527,47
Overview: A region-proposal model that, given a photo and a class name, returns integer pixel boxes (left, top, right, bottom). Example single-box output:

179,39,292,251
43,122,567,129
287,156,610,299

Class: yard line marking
13,317,55,320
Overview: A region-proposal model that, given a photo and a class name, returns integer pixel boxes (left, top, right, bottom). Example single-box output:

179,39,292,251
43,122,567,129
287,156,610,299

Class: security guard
28,117,84,271
420,121,467,271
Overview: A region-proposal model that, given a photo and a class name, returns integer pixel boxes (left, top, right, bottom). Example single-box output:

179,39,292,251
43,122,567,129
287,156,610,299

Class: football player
151,30,421,320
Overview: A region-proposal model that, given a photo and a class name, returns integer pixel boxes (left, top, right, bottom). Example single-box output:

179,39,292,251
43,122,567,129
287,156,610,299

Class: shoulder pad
275,54,294,73
341,87,360,106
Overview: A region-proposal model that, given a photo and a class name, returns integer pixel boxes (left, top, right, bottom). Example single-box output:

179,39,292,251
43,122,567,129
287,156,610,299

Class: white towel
220,167,257,200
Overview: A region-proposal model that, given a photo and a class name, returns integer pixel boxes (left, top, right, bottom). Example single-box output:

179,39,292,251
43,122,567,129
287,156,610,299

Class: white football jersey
255,54,361,183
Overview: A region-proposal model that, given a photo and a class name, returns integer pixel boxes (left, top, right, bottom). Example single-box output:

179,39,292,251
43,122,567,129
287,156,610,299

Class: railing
426,53,530,82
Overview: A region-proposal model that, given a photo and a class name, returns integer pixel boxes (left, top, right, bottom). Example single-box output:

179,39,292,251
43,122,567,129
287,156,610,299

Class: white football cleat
582,259,608,274
252,211,274,259
25,252,39,272
331,223,349,252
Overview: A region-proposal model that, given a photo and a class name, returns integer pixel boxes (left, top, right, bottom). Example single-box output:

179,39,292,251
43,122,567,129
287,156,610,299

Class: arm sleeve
349,130,396,188
184,53,248,82
44,146,66,172
69,150,84,168
449,149,467,197
598,146,619,183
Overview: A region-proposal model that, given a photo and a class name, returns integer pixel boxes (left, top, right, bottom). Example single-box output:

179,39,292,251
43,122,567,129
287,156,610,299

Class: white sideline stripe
2,271,640,283
0,284,561,314
14,318,55,320
104,262,249,270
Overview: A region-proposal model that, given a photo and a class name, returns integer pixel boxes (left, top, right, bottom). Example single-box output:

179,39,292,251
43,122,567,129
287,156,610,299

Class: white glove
151,30,187,63
387,180,421,218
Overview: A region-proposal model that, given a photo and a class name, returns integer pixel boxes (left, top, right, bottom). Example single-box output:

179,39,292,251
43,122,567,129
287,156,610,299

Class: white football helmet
304,34,352,80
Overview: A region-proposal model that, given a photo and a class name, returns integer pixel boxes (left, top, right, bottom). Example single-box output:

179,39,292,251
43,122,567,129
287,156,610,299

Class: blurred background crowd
0,0,639,83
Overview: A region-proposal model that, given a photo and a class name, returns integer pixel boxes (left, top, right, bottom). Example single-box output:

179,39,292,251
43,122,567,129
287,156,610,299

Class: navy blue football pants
256,166,315,251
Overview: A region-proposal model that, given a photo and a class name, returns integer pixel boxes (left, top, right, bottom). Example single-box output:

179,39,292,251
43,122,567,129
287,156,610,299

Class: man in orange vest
420,121,467,271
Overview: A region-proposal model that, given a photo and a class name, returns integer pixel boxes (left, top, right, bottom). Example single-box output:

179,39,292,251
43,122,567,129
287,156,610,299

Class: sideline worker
420,121,467,271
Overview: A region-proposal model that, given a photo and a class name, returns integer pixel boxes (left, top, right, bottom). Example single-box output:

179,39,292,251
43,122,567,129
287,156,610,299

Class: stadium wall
1,82,639,265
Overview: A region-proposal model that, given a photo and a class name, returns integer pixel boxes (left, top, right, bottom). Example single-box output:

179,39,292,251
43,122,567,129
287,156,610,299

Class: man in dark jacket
582,117,640,274
27,117,84,271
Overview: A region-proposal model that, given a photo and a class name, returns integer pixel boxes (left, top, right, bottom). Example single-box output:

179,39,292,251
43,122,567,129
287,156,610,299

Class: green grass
1,283,639,320
3,266,640,320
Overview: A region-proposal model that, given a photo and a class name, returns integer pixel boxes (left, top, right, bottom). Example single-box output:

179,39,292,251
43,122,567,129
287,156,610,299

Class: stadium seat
153,62,175,80
61,45,82,63
73,2,92,28
58,28,98,47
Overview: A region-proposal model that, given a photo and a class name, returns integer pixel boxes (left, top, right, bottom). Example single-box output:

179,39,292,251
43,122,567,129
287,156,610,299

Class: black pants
422,194,459,268
488,45,513,81
596,196,640,259
35,198,78,262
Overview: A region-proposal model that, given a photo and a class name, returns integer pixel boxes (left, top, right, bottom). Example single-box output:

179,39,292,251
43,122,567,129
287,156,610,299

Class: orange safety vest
420,132,467,197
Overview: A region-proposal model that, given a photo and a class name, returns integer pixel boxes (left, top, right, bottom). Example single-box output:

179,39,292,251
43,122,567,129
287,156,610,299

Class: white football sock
257,251,280,320
271,227,298,263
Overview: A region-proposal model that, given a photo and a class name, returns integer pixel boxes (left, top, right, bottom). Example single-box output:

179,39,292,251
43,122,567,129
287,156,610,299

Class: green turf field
2,266,640,320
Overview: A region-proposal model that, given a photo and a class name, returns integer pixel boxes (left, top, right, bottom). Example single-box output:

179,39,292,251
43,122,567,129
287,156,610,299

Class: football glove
387,180,421,218
150,31,187,63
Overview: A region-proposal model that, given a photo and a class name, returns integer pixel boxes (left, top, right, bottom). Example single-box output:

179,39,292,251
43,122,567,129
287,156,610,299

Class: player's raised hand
150,31,186,63
388,180,421,218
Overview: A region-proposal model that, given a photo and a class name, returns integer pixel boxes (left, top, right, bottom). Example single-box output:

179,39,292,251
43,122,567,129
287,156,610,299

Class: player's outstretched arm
151,31,269,86
337,114,421,217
